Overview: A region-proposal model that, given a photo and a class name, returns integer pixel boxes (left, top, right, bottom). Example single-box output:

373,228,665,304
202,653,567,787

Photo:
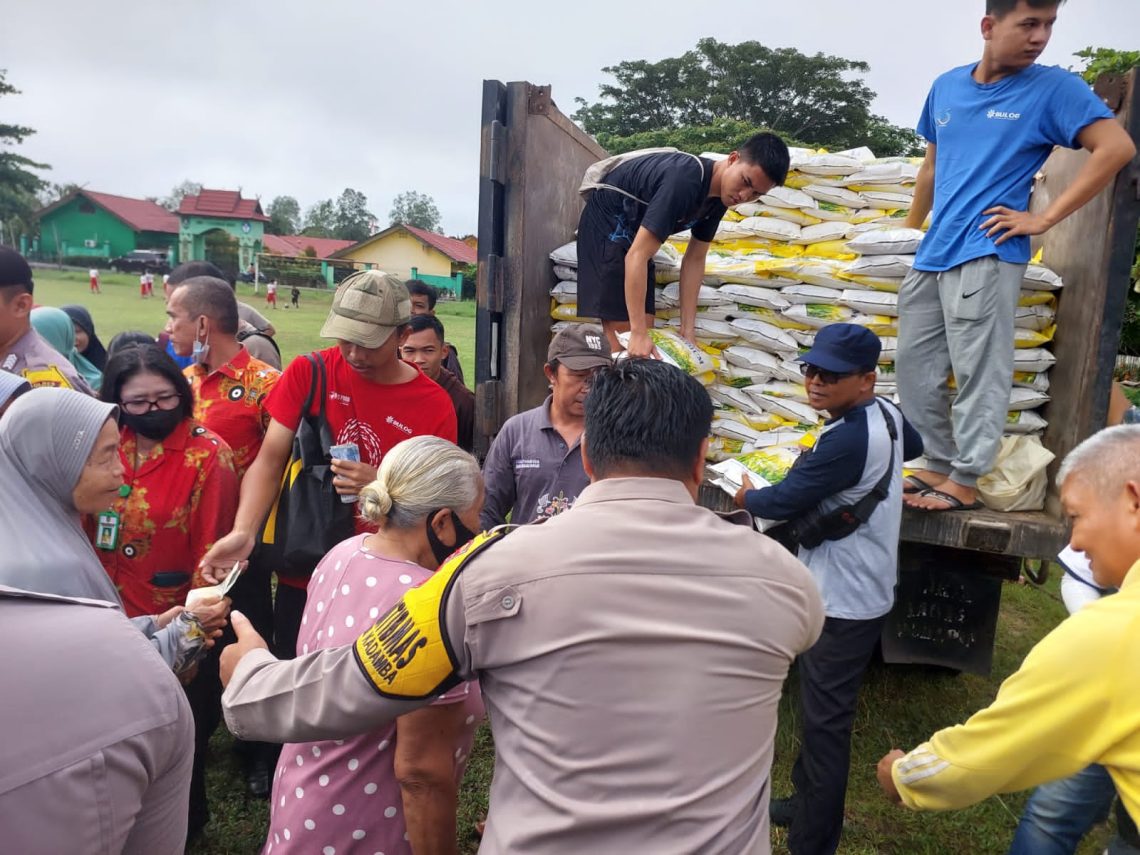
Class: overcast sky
3,1,1135,236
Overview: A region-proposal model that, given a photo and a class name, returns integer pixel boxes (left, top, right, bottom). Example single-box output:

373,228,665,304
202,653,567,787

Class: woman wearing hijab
0,386,228,669
0,371,30,418
62,304,108,371
30,306,103,392
265,436,485,855
95,342,240,838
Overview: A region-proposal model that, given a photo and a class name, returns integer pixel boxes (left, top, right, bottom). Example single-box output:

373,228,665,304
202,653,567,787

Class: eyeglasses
120,393,181,415
800,364,861,385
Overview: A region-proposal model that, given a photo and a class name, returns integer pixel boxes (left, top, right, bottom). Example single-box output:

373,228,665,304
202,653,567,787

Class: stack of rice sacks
550,145,1061,487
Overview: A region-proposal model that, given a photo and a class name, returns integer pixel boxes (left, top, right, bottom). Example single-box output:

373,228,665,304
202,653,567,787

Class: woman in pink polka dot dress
264,437,486,855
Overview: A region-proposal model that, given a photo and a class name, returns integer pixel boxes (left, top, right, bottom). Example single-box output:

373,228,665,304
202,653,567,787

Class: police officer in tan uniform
222,358,824,854
0,586,193,855
0,248,94,394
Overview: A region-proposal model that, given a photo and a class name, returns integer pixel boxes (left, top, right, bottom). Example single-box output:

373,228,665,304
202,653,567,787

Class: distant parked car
238,269,268,284
110,249,171,274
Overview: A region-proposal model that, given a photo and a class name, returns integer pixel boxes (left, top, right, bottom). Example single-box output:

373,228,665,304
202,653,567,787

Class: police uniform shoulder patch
353,527,506,699
22,364,73,390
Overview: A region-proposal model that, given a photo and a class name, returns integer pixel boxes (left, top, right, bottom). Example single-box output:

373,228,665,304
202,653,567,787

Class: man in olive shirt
480,323,611,528
222,358,824,855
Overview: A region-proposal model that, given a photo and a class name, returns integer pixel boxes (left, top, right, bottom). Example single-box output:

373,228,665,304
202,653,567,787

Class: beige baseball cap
320,270,412,348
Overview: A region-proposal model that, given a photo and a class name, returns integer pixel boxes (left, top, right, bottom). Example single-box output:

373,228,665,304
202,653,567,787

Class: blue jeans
1009,764,1138,854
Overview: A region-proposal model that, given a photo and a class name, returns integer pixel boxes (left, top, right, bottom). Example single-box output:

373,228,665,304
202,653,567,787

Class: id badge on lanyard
94,510,121,550
95,484,131,551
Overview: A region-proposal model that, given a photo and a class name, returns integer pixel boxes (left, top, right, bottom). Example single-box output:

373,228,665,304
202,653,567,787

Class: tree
602,117,813,156
266,195,301,235
862,117,924,159
1073,46,1140,83
0,70,49,240
334,187,375,242
1072,47,1140,354
574,39,919,156
389,191,441,232
161,180,203,212
302,199,337,238
36,181,83,208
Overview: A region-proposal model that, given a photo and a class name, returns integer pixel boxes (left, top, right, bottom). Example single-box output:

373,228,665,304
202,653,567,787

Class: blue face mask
192,329,210,365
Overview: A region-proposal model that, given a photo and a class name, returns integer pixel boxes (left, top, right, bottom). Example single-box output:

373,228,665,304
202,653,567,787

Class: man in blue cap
734,322,923,855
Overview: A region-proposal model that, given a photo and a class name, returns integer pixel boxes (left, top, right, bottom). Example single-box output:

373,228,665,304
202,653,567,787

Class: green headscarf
30,306,104,392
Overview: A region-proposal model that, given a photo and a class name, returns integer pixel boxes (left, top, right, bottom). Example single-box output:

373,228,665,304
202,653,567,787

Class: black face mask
425,508,478,566
120,408,183,440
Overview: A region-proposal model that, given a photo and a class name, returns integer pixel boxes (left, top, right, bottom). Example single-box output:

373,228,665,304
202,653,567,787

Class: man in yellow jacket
877,425,1140,835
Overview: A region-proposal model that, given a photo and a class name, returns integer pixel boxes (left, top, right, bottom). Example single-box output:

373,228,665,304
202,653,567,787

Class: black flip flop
916,488,984,512
903,474,938,495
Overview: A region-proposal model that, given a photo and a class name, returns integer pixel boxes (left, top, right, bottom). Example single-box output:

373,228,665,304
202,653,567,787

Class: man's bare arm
904,143,935,230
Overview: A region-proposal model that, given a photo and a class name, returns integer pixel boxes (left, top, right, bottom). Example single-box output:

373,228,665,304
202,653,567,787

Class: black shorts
576,206,655,323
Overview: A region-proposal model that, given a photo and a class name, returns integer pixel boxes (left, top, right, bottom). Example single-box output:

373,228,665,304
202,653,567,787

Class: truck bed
478,75,1140,564
698,482,1066,558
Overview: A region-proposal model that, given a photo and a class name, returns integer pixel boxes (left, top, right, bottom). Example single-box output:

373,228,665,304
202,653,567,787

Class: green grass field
31,268,476,385
31,267,1116,853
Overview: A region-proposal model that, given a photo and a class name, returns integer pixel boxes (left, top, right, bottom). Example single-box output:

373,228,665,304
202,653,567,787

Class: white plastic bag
847,254,914,278
737,216,803,242
802,185,867,209
718,283,791,311
794,221,856,245
846,228,925,256
759,186,817,209
729,318,800,356
549,241,578,267
839,289,900,317
977,436,1055,511
1014,348,1057,373
798,153,866,176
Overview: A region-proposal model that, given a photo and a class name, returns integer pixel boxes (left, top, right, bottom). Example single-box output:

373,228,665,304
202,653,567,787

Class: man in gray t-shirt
480,324,611,529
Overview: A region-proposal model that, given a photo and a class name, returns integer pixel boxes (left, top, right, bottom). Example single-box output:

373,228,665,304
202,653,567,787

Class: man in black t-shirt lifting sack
577,134,790,357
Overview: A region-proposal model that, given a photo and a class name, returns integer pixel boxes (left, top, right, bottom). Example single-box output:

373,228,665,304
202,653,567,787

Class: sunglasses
800,364,864,385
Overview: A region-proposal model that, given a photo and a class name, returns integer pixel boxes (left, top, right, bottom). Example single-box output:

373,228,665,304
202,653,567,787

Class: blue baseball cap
800,323,881,373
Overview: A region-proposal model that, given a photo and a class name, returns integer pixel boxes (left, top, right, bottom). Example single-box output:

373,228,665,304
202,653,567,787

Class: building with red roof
177,189,269,222
35,189,180,263
262,234,355,260
177,189,269,274
332,223,476,296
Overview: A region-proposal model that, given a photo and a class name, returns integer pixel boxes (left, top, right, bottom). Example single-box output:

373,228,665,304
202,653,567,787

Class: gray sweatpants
896,255,1026,487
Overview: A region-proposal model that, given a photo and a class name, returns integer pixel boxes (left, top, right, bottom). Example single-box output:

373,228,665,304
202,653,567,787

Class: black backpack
255,354,355,579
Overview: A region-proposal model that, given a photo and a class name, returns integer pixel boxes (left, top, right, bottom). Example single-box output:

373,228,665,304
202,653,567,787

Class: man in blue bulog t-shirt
898,0,1135,514
576,135,790,357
